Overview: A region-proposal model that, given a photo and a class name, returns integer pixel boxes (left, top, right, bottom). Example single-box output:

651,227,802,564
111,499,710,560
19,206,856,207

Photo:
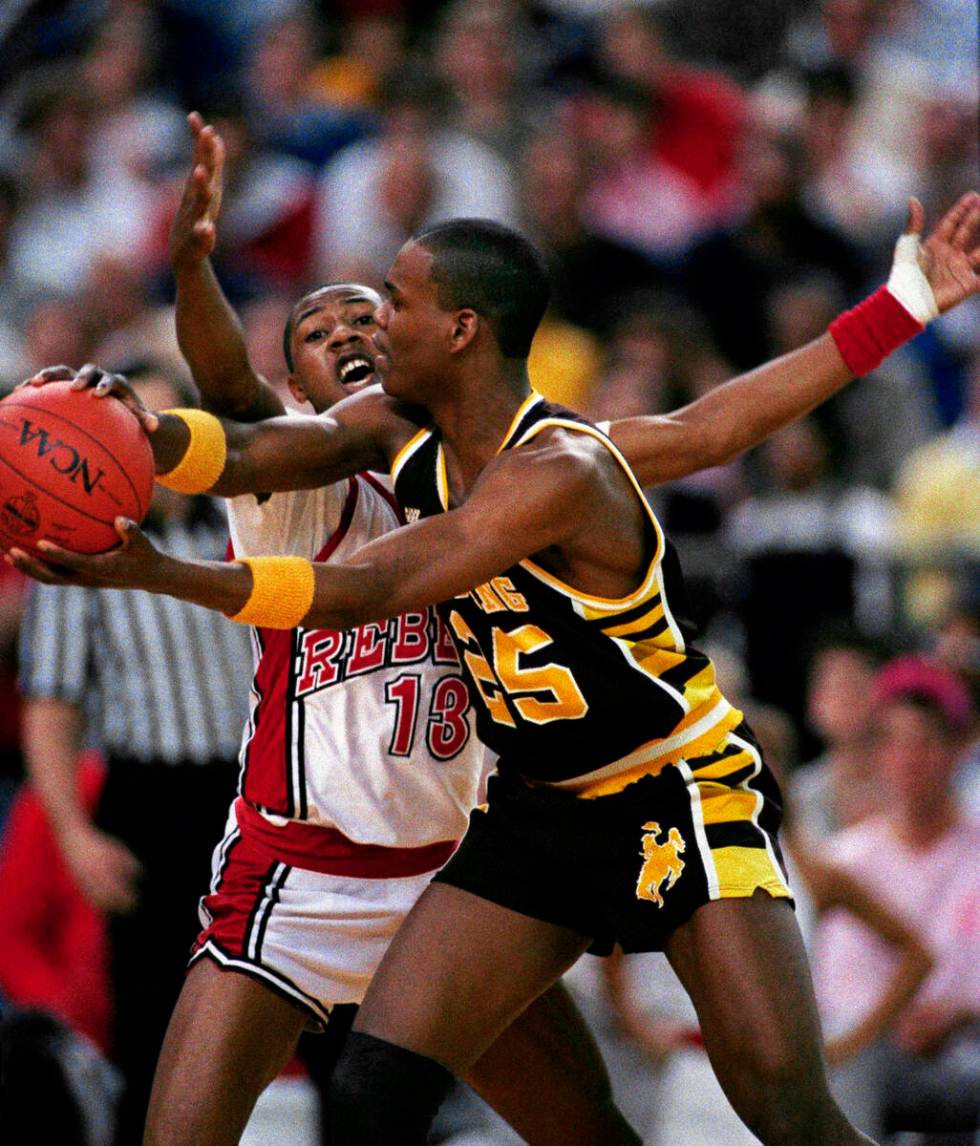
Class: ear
286,373,309,404
448,308,479,355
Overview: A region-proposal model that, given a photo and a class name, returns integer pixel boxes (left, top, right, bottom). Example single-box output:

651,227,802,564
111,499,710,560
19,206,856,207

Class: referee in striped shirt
17,365,252,1146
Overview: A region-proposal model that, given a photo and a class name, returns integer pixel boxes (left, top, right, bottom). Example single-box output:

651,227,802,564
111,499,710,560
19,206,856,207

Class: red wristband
828,286,924,376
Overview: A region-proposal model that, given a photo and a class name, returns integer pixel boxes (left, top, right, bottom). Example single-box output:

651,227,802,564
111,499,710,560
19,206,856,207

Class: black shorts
433,724,792,955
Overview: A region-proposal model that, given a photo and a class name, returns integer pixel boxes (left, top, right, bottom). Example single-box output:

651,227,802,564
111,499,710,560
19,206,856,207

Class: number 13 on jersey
385,673,472,760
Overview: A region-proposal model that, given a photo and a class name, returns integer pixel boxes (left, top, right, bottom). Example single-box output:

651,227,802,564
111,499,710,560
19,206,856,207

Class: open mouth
338,355,375,387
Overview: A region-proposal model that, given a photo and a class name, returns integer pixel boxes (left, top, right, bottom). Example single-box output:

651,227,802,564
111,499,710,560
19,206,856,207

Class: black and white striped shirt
19,507,252,765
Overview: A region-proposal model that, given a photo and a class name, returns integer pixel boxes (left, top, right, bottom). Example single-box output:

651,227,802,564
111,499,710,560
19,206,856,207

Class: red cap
872,655,973,732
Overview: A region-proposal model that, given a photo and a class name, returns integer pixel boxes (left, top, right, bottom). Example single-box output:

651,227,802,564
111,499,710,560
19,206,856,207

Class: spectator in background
519,126,667,338
790,625,882,841
7,80,157,297
80,254,185,376
914,92,980,229
242,13,374,168
930,580,980,820
587,295,731,430
685,116,864,371
308,8,410,113
79,9,186,198
593,3,746,221
312,69,519,285
726,416,894,732
784,0,887,72
812,655,979,1142
18,365,252,1145
433,0,536,160
893,357,980,562
578,78,713,268
147,97,317,299
0,751,111,1057
18,295,94,390
766,274,940,490
798,64,911,253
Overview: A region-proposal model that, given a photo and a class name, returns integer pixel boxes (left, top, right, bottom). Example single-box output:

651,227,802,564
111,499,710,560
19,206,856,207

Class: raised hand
914,190,980,315
169,110,226,273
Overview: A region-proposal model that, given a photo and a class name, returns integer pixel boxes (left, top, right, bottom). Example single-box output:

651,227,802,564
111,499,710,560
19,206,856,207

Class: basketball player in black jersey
14,193,980,1145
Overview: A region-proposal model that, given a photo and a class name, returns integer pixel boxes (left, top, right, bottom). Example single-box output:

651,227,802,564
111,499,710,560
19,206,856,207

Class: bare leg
466,981,640,1146
666,892,876,1146
353,883,593,1069
345,882,640,1143
143,958,308,1146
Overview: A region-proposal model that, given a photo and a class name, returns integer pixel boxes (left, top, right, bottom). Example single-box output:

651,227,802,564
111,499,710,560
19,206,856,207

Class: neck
829,736,874,774
430,358,532,497
894,795,957,849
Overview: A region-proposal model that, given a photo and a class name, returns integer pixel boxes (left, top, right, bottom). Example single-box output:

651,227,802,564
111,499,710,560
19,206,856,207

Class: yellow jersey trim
436,443,450,510
531,699,743,798
494,392,545,456
390,424,434,484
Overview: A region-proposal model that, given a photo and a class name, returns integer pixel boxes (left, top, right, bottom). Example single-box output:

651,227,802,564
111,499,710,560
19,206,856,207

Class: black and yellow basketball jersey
391,392,742,795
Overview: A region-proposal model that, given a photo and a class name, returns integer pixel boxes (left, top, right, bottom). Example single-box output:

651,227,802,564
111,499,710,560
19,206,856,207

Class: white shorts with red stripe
191,800,457,1031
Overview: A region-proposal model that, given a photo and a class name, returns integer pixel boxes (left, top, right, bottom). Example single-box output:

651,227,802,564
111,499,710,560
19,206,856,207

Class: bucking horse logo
635,821,686,907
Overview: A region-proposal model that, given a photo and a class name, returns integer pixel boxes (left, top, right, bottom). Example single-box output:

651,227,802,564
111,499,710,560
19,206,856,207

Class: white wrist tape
887,233,939,325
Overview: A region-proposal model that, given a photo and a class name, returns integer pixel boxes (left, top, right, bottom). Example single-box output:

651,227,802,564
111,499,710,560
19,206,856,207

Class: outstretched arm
796,850,933,1067
170,112,285,422
23,365,399,495
610,192,980,486
8,434,596,630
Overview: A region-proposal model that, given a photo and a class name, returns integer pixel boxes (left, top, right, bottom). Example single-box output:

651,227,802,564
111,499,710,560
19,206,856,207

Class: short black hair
283,307,298,372
807,618,884,668
413,218,550,359
281,282,380,372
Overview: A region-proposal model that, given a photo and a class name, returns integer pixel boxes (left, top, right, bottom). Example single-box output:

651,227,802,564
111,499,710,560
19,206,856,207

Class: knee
328,1031,453,1146
730,1048,850,1145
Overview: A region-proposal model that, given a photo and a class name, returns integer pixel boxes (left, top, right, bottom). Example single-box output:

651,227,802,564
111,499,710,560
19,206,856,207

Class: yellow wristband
227,556,315,629
156,409,227,494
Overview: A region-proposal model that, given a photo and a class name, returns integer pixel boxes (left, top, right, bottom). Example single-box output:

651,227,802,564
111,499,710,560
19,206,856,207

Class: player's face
374,243,457,403
288,285,383,413
876,702,955,807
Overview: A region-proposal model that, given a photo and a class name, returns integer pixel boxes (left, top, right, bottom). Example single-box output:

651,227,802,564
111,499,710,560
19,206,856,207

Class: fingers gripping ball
0,381,154,557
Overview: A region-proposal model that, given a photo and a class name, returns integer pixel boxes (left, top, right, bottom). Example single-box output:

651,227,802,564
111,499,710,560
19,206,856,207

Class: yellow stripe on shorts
711,845,792,899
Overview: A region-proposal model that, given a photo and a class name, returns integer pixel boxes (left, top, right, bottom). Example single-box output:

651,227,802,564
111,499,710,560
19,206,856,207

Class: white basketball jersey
226,411,482,848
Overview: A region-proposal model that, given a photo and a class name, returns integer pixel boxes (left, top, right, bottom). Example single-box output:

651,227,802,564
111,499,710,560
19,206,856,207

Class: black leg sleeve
328,1031,454,1145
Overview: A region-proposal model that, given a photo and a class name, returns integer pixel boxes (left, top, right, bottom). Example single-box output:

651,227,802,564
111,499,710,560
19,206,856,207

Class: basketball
0,381,155,557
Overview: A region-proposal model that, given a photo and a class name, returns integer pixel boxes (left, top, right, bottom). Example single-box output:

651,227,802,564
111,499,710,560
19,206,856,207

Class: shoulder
328,385,420,430
515,420,602,462
329,386,430,457
491,424,613,510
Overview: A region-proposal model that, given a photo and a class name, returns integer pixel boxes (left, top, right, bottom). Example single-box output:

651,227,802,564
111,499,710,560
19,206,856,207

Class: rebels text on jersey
227,414,482,849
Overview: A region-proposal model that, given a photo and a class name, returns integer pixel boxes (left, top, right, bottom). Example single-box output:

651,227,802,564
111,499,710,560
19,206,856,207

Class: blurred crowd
0,1,976,1144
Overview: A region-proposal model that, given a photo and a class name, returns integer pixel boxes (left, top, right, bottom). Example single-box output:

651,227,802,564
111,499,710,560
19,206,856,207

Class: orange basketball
0,381,155,557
